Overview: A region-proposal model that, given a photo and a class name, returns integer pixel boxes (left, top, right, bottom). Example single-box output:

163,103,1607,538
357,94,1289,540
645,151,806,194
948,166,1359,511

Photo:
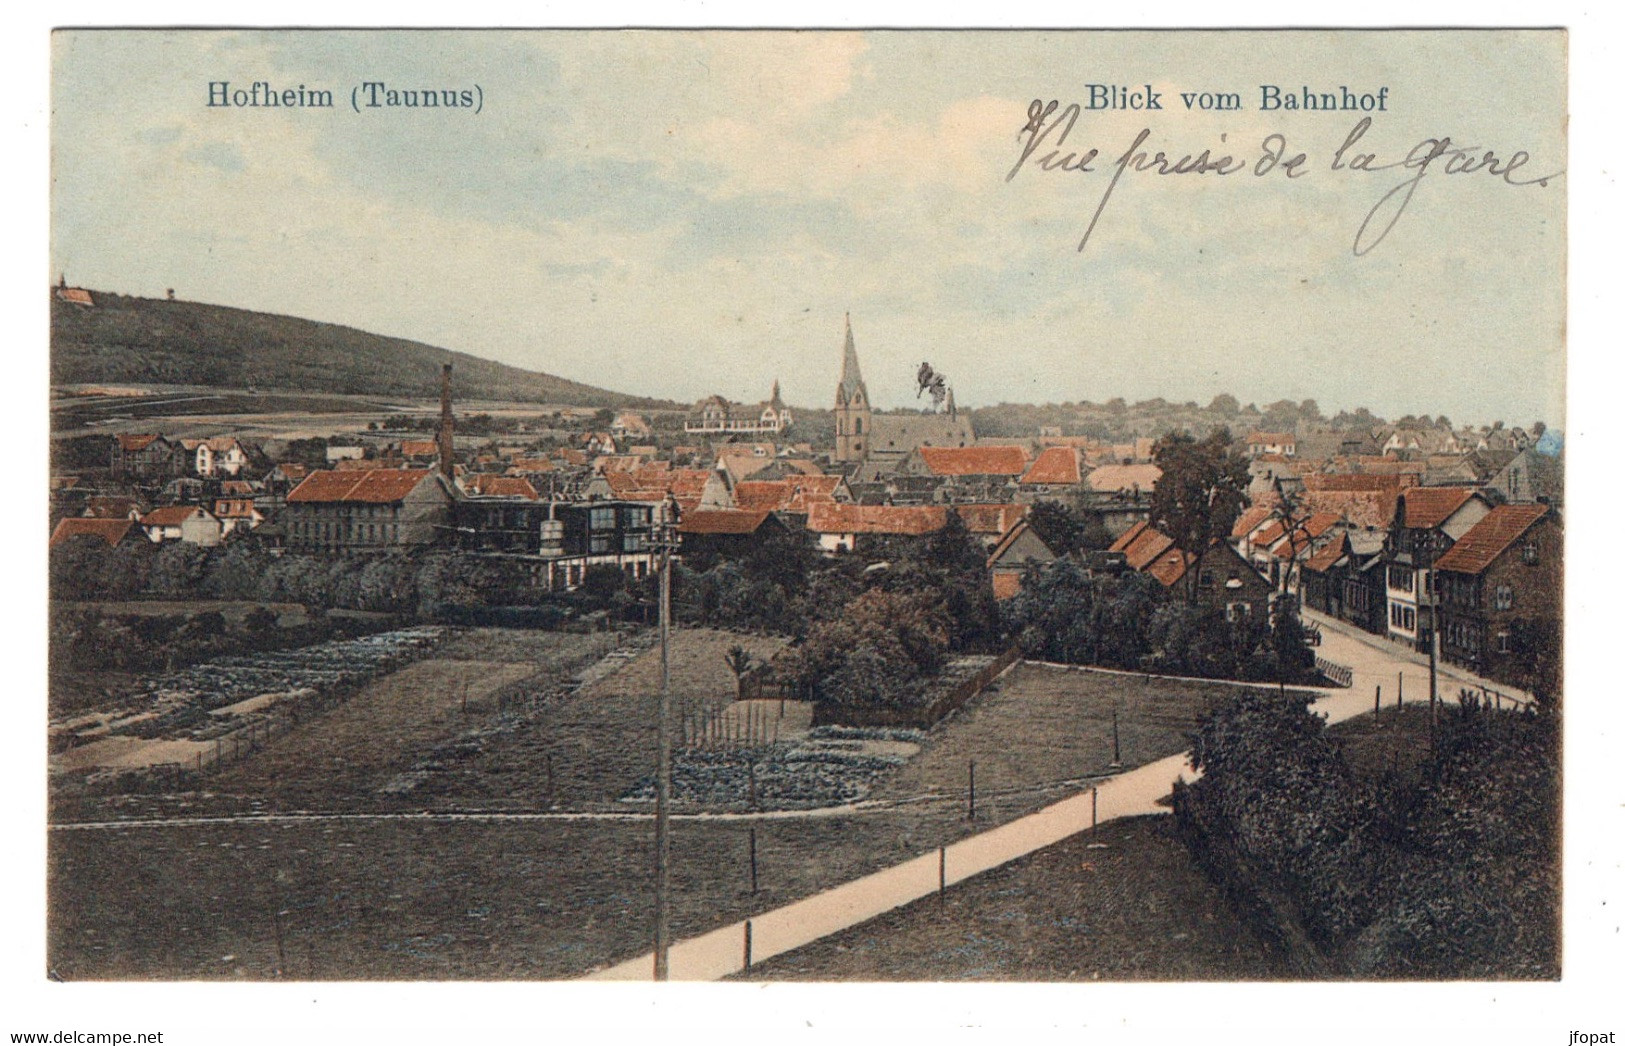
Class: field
48,635,1299,980
736,816,1290,981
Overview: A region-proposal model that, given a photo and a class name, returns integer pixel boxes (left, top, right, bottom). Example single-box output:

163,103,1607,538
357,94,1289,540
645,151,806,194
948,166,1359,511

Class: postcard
35,22,1593,1043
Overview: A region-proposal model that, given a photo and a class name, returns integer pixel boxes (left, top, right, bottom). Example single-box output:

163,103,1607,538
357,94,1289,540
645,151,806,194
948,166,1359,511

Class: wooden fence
1315,656,1353,688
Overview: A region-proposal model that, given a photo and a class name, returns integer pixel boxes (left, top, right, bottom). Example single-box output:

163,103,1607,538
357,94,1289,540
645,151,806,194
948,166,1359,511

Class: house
1383,487,1492,652
899,445,1029,483
1262,512,1344,594
140,505,222,546
55,280,94,307
1434,504,1561,679
182,436,250,477
1083,463,1161,497
111,434,184,479
213,498,264,536
1244,431,1297,458
610,411,653,439
50,517,139,549
81,496,146,521
678,509,791,559
324,445,366,465
805,503,948,554
1299,529,1388,635
986,517,1063,600
283,468,457,551
450,498,659,590
1018,446,1086,496
684,382,794,435
1111,520,1273,616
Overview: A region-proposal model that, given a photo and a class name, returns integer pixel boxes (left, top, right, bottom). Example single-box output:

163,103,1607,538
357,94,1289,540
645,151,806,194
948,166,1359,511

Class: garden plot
622,726,927,810
49,626,447,777
204,630,622,809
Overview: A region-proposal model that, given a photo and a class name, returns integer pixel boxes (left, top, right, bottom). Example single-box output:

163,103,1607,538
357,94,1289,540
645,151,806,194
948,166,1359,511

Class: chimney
438,363,455,481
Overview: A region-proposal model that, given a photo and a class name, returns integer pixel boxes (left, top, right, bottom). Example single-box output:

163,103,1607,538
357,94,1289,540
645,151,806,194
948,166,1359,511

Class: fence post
967,760,976,821
1398,671,1404,710
939,846,946,903
1374,685,1381,724
1091,786,1098,827
743,919,753,971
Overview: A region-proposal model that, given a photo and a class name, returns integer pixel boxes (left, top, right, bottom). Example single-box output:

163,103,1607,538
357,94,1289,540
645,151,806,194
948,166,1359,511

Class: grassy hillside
51,291,673,409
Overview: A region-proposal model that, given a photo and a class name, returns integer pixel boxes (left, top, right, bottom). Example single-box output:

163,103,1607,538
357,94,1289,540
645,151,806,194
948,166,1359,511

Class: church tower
833,314,871,464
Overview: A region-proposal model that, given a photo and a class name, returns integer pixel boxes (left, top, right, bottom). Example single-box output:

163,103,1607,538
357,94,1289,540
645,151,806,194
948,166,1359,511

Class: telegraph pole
653,493,678,980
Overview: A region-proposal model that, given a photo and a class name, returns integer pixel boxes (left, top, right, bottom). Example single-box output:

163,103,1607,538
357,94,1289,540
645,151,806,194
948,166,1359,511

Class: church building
832,315,974,469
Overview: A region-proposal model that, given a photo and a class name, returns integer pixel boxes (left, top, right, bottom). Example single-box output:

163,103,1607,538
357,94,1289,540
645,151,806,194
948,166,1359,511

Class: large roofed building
283,468,458,551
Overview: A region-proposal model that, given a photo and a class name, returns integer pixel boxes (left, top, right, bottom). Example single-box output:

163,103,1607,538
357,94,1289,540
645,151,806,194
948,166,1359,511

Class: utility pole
652,492,678,980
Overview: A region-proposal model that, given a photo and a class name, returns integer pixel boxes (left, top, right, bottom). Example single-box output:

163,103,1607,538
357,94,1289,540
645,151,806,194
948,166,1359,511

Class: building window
1226,602,1250,622
1404,607,1415,631
1494,584,1514,611
1522,543,1539,565
590,507,615,530
1496,631,1511,654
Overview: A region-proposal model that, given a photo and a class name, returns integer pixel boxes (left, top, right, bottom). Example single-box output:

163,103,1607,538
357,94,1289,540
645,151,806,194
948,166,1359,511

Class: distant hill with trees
51,291,675,409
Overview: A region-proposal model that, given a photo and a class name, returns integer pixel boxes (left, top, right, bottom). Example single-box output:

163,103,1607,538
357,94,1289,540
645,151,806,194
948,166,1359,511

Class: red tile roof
806,503,948,536
733,481,795,512
50,517,133,547
287,469,440,505
399,440,439,458
1110,520,1175,570
916,445,1029,477
141,505,210,527
785,476,845,512
464,475,540,500
678,510,773,535
1231,505,1275,540
116,433,163,452
1398,487,1479,530
82,497,145,519
1086,464,1161,494
954,503,1029,535
1019,446,1084,486
1245,432,1296,445
1303,533,1350,574
1433,504,1550,574
1109,520,1197,587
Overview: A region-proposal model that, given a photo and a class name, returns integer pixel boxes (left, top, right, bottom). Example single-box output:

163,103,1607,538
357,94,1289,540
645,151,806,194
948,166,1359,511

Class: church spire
838,313,866,404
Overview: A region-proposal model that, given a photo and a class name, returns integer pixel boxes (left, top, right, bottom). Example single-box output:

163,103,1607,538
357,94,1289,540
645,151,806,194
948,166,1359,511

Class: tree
723,645,755,701
1150,429,1250,604
1208,393,1240,415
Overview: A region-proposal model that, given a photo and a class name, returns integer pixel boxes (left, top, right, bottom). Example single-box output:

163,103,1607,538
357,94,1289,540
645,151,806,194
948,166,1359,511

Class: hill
50,291,673,410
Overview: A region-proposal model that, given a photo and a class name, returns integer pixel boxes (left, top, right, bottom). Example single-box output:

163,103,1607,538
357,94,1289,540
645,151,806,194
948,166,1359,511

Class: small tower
833,314,871,464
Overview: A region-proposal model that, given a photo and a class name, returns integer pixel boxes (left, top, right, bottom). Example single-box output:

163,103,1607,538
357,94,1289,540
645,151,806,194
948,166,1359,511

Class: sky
51,29,1566,427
